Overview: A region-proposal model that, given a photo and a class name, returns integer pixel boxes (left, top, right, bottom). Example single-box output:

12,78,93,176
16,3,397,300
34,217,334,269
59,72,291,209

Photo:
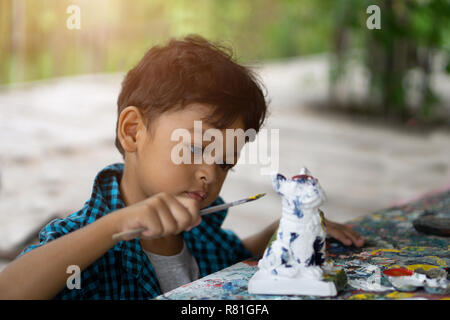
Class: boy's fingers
343,226,365,247
326,219,365,247
338,234,352,246
176,195,201,221
336,230,359,247
343,231,358,246
177,195,200,213
339,229,364,247
186,215,202,231
154,198,179,235
141,207,163,238
328,227,351,246
177,196,202,231
163,194,199,230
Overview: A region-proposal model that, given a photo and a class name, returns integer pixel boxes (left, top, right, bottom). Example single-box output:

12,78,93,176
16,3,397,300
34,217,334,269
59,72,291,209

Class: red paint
383,268,413,277
292,175,313,180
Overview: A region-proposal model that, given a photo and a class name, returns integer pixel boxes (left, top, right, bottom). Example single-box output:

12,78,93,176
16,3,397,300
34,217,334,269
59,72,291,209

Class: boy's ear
117,106,146,153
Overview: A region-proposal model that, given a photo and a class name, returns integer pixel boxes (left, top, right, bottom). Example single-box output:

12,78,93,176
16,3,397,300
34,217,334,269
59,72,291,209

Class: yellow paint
319,210,325,230
349,293,375,300
370,249,401,255
405,264,438,271
441,297,450,300
372,214,382,221
400,246,427,252
385,291,415,299
426,256,447,267
248,193,265,200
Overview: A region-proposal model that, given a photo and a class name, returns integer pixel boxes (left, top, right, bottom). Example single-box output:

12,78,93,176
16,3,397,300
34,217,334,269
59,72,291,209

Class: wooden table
156,189,450,300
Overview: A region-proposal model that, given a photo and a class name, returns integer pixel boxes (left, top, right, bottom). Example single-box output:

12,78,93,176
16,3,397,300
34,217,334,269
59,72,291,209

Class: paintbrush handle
111,204,233,241
112,202,239,240
112,228,147,241
111,193,265,240
198,199,247,215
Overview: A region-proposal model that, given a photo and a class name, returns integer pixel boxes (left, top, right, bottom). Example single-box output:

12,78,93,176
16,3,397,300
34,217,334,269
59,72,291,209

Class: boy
0,36,364,299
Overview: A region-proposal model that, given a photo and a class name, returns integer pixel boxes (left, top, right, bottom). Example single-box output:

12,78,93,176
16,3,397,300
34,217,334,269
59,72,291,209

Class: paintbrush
112,193,266,240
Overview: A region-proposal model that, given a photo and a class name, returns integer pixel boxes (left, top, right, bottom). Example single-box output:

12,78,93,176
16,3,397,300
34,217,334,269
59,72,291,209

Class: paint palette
157,188,450,300
382,266,449,293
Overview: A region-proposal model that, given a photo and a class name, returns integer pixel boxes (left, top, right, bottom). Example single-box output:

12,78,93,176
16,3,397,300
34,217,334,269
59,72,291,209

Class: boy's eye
189,144,235,171
190,145,203,155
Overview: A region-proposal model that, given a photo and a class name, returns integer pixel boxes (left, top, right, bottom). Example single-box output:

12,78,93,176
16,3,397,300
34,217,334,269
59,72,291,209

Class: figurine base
248,269,338,296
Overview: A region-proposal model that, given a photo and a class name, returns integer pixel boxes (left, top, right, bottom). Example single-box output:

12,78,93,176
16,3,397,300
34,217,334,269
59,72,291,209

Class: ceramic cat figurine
258,167,327,279
248,167,339,296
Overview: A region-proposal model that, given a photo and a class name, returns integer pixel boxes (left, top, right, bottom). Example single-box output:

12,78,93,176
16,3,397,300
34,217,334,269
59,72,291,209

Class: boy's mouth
185,191,208,202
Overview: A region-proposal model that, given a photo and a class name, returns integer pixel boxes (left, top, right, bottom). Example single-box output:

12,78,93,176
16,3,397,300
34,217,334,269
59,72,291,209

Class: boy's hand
324,218,365,247
113,192,201,241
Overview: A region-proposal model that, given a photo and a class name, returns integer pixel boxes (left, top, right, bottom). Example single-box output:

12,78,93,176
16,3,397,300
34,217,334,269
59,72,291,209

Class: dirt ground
1,55,449,271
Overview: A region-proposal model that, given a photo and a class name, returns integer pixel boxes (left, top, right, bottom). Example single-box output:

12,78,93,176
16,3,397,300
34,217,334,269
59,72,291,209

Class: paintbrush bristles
249,193,266,200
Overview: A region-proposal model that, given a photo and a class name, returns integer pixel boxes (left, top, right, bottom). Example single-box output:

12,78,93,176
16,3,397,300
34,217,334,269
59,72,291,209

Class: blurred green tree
330,0,450,122
0,0,335,84
0,0,448,124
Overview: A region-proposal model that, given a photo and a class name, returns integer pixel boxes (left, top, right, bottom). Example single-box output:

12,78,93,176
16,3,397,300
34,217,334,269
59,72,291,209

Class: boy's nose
195,164,216,185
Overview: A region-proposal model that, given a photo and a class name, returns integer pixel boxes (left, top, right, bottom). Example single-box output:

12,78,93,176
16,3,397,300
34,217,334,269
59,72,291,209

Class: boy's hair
115,35,268,156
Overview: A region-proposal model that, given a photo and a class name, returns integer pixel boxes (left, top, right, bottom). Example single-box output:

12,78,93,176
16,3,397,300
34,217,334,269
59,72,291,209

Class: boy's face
127,103,245,209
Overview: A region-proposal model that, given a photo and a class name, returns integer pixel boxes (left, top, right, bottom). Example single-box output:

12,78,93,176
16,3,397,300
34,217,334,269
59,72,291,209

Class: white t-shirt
143,240,200,293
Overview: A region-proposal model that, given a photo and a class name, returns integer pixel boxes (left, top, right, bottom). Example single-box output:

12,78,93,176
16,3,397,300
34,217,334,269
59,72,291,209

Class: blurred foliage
329,0,450,122
0,0,334,84
0,0,448,122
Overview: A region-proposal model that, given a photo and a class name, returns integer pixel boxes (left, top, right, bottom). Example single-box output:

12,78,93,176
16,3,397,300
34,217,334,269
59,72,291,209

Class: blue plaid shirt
19,163,252,299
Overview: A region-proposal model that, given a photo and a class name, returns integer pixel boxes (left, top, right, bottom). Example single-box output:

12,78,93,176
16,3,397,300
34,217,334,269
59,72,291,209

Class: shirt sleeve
19,212,88,257
17,211,94,299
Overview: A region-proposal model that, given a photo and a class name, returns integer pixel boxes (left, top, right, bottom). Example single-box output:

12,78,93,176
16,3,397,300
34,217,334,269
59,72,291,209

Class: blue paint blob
307,255,314,266
281,247,289,264
265,246,272,257
290,232,299,243
292,197,304,218
222,282,233,291
312,237,325,265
